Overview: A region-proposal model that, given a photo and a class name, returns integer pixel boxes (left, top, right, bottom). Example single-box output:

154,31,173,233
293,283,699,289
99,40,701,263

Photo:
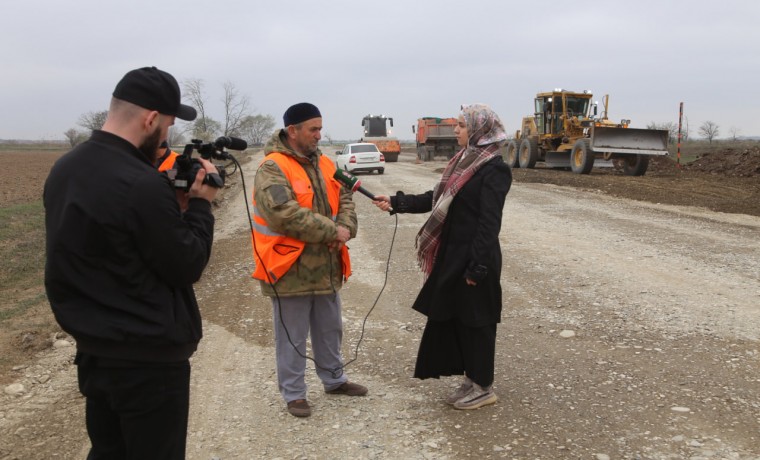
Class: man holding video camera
44,66,218,459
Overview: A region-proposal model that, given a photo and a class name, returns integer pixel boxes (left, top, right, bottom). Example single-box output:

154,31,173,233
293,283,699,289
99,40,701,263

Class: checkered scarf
415,104,507,276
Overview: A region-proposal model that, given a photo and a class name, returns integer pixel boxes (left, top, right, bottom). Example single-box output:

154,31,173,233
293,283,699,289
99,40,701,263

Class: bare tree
193,118,222,141
182,79,207,119
221,81,251,137
239,114,276,146
167,125,189,147
181,77,274,145
698,121,720,143
324,133,333,145
63,128,86,147
729,126,741,141
182,79,217,140
78,110,108,132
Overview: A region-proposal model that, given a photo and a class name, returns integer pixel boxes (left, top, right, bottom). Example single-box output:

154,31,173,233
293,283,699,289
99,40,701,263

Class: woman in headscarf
373,104,512,409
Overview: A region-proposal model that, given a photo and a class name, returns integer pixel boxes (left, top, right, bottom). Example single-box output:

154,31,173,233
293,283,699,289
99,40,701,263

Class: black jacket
44,130,214,362
391,156,512,327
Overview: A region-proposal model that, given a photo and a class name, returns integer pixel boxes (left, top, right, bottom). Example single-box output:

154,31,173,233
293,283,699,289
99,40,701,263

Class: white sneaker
453,385,497,410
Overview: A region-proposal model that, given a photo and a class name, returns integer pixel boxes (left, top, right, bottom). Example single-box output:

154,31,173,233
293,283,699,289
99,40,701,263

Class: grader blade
544,151,570,168
590,127,669,155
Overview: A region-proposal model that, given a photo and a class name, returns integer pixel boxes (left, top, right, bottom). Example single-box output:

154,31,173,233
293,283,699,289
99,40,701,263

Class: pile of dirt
629,146,760,178
681,146,760,177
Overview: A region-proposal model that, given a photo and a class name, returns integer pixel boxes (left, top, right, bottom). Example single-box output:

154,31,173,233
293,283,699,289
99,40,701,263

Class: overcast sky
2,0,759,142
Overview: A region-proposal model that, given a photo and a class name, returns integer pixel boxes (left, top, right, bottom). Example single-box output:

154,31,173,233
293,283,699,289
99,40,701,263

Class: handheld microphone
214,136,248,151
333,169,393,211
333,169,375,199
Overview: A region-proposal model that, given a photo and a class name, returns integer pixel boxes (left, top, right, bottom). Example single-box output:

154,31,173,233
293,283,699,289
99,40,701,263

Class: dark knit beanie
283,102,321,126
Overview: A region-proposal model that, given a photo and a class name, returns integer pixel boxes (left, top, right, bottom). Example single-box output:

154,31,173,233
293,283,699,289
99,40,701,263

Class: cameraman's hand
175,189,190,212
188,158,219,203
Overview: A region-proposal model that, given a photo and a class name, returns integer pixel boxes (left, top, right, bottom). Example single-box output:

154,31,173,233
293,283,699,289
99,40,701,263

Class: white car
335,143,385,174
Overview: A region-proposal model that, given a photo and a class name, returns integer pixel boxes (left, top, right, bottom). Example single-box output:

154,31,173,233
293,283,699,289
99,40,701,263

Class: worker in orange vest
251,102,365,418
156,141,189,211
157,141,179,172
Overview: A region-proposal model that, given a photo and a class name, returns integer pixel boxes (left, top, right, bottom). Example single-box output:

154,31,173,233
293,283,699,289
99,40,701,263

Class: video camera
171,136,247,191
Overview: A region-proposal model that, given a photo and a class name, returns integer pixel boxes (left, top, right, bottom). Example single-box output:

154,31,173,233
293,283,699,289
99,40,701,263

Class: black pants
75,352,191,460
414,320,497,388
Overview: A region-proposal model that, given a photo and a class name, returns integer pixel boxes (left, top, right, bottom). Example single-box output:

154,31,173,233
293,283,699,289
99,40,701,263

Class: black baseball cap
112,66,197,121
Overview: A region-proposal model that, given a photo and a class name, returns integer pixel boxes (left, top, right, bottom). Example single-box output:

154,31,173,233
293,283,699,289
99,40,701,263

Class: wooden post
677,102,683,168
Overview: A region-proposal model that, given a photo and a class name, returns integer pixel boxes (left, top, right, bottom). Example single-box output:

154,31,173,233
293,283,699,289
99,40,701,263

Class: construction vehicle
360,114,400,162
412,117,458,161
505,89,669,176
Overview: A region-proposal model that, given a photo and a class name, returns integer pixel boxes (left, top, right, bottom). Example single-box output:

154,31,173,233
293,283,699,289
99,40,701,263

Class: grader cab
505,90,669,175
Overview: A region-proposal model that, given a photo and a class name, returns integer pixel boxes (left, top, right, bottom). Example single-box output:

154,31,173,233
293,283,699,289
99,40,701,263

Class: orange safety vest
251,153,351,284
157,147,179,172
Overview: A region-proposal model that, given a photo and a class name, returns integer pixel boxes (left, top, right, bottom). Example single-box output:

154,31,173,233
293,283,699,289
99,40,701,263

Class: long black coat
391,156,512,328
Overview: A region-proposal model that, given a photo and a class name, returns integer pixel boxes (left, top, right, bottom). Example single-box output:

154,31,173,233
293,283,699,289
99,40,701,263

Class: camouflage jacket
253,129,357,297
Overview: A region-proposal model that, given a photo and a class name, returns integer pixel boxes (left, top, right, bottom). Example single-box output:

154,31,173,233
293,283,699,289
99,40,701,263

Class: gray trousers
271,294,348,403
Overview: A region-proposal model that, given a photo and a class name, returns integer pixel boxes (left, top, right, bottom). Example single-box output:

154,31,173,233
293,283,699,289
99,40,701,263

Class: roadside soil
1,146,760,459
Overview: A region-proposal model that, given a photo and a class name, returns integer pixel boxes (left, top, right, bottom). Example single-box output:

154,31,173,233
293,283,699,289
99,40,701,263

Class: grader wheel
620,154,650,176
505,139,520,168
519,138,538,169
570,139,595,174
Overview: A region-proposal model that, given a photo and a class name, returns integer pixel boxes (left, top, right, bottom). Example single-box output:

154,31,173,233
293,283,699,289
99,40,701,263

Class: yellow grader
505,89,669,175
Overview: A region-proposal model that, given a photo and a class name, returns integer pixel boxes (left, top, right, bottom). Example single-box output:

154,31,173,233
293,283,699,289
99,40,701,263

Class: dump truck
413,117,458,161
360,114,400,162
505,89,669,176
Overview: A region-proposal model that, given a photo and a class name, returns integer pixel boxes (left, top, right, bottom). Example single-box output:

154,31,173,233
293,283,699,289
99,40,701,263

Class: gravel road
2,151,760,459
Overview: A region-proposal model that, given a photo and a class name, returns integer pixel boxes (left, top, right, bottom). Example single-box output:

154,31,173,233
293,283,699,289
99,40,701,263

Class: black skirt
413,319,497,387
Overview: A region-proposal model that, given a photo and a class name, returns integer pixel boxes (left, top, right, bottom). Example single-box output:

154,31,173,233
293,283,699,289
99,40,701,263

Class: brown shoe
287,399,311,417
325,381,368,396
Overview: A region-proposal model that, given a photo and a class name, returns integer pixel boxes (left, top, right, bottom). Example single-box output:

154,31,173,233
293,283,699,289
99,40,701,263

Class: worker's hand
373,195,391,212
465,278,477,286
328,225,350,253
188,158,220,203
335,225,350,244
327,241,343,252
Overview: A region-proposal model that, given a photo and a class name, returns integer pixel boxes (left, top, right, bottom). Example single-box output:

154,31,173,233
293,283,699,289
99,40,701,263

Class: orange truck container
413,117,458,161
